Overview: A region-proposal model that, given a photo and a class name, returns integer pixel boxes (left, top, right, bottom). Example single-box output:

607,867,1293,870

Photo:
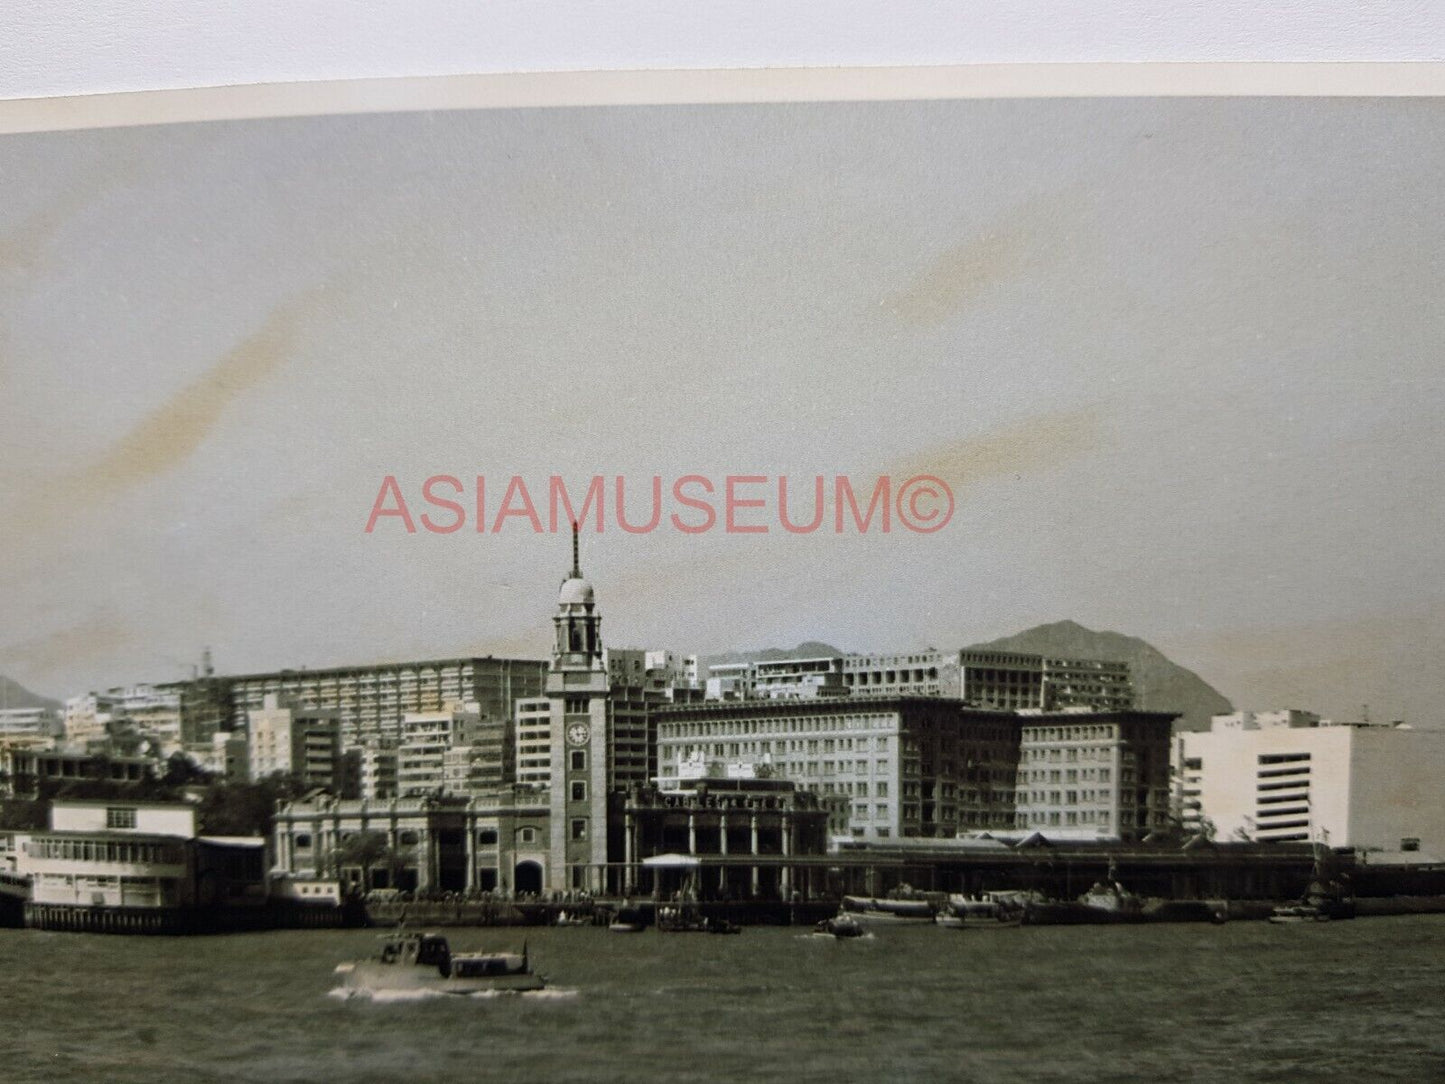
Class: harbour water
6,916,1444,1083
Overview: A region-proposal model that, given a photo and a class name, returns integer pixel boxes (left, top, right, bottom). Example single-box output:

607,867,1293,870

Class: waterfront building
1013,709,1175,840
654,698,1175,843
620,776,831,900
247,694,342,789
1176,711,1445,855
14,799,266,932
272,790,551,895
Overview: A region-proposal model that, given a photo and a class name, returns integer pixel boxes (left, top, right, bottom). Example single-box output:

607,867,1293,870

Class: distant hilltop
0,675,62,713
701,620,1233,733
968,620,1232,733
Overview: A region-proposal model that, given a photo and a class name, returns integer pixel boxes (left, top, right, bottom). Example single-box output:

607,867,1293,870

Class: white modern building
1176,711,1445,856
0,706,59,739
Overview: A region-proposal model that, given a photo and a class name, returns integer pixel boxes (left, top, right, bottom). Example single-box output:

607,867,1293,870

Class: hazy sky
1,97,1442,722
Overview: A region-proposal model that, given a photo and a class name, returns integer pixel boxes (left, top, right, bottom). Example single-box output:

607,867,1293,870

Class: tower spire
570,520,581,578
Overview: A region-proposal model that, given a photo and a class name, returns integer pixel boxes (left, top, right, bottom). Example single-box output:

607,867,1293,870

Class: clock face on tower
566,722,590,747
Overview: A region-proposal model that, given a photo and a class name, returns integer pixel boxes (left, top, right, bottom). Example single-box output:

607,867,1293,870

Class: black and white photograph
2,32,1444,1084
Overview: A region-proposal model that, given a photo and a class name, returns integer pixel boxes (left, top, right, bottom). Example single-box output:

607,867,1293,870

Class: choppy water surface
5,916,1444,1083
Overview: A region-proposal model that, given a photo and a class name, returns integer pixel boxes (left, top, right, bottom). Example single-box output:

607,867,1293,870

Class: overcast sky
1,97,1442,722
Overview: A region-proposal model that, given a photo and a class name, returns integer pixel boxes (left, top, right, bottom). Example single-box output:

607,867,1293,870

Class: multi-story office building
1176,711,1445,854
395,704,484,797
711,649,1134,712
0,706,59,739
63,694,117,746
654,697,1175,843
350,744,398,801
1014,709,1175,840
163,656,546,750
514,697,553,790
247,694,343,789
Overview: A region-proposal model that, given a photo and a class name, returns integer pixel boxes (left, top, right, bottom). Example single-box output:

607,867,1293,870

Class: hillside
0,675,61,713
967,620,1233,732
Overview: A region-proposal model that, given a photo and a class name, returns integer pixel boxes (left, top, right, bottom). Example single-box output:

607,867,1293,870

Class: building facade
247,694,342,789
272,791,552,895
1014,709,1175,840
1176,712,1445,855
162,655,546,750
15,800,265,932
709,648,1134,712
654,698,1175,843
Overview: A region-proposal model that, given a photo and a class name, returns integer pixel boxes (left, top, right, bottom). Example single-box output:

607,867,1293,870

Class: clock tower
546,523,611,892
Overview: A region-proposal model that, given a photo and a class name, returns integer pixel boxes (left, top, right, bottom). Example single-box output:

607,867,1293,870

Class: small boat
338,931,544,994
553,909,590,927
815,912,866,939
656,905,708,933
609,905,647,933
705,917,742,935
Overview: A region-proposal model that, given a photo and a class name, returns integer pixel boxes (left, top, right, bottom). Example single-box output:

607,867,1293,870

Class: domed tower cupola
553,522,602,667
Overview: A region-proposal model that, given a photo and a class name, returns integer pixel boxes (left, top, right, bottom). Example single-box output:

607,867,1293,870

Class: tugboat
337,931,544,994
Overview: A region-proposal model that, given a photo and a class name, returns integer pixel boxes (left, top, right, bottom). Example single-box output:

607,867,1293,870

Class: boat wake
328,986,579,1003
797,931,875,941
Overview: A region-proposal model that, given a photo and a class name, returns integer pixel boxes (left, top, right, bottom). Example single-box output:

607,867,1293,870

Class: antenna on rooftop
570,519,581,579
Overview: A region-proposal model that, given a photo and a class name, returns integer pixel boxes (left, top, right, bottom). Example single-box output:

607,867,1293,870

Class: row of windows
1022,725,1122,742
294,825,542,850
663,718,893,738
1018,789,1113,807
27,839,184,865
1020,767,1113,784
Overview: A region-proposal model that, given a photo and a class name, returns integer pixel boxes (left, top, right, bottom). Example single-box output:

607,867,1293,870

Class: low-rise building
0,746,156,799
14,799,265,932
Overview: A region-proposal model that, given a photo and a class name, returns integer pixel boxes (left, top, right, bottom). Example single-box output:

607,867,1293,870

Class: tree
195,772,310,838
161,751,214,788
333,830,390,886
